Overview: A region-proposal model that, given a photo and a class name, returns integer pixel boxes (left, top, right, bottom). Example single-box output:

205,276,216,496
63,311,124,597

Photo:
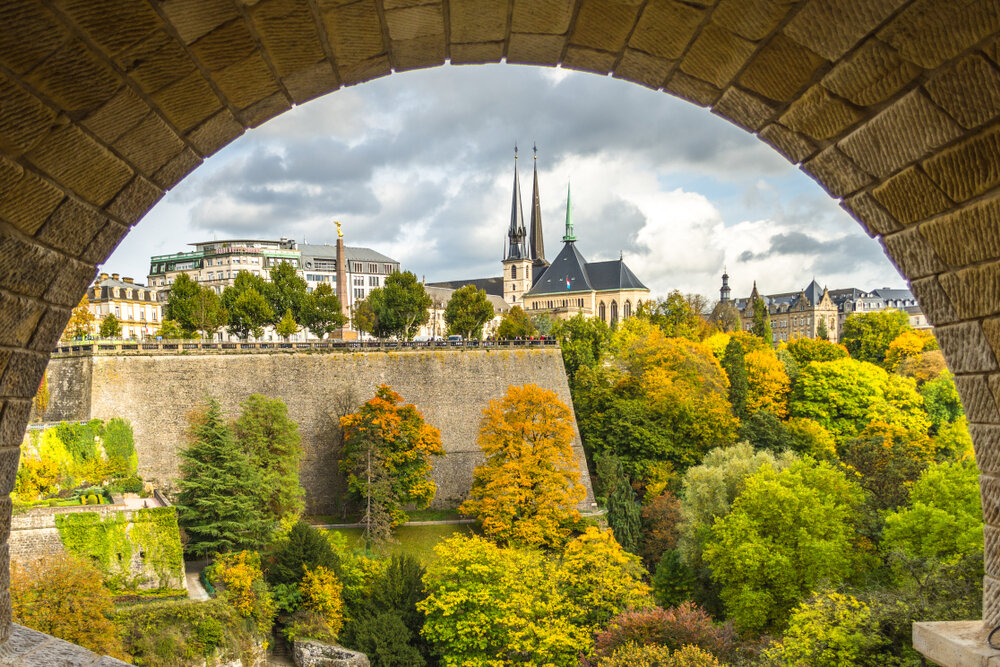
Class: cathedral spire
562,182,576,242
505,146,527,260
529,144,546,262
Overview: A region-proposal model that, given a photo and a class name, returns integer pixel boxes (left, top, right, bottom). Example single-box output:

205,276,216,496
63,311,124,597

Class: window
115,306,120,317
624,300,632,318
369,263,377,273
140,310,145,321
599,302,606,322
354,276,364,286
369,276,379,287
511,265,517,279
611,301,618,325
153,311,158,322
578,298,584,308
384,264,392,274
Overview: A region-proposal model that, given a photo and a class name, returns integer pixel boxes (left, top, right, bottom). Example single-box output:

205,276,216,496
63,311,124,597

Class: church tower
720,267,731,303
503,147,533,307
529,145,548,273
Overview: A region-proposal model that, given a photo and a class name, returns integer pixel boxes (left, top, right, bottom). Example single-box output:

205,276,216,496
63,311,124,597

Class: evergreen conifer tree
175,398,271,557
751,296,773,346
817,317,829,340
602,454,641,553
722,338,749,419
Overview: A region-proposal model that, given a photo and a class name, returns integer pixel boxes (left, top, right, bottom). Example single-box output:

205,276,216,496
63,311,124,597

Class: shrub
286,565,344,643
594,603,736,660
11,553,128,660
597,643,723,667
110,474,144,494
265,521,338,588
639,491,682,570
344,611,425,667
763,591,884,666
103,417,138,478
653,551,695,608
210,551,276,636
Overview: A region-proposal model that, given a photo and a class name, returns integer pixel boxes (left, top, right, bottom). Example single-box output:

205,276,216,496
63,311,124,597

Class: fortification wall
44,349,596,515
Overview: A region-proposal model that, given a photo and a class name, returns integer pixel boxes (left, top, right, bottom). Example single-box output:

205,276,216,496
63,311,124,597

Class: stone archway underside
1,0,1000,643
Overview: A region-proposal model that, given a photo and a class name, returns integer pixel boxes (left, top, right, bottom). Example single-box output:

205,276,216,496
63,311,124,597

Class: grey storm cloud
737,230,893,279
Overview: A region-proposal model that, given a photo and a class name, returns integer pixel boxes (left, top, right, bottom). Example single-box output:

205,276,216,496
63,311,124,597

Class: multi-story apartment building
88,273,162,339
148,238,400,340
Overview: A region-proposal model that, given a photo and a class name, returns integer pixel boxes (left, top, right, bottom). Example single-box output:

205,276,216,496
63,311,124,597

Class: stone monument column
334,222,353,340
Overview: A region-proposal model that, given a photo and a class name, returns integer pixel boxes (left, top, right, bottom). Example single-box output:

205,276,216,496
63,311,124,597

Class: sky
107,63,905,301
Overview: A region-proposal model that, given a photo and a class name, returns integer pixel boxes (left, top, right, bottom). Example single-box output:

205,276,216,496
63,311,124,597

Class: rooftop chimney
100,273,109,281
123,277,134,284
111,273,119,281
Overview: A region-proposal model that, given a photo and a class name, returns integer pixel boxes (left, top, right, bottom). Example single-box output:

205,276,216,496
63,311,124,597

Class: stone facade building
733,277,929,344
429,150,650,328
87,273,162,340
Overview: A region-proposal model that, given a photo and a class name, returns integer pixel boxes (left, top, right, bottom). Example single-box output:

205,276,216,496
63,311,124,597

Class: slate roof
803,279,825,305
425,285,510,311
426,276,504,297
299,244,399,264
525,242,648,296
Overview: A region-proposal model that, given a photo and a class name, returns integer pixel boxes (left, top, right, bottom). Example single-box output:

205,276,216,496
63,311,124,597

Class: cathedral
431,149,650,326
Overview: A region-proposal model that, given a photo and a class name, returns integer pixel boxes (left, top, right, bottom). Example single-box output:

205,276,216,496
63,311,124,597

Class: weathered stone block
821,38,921,107
42,257,97,309
81,86,151,146
392,35,446,72
23,39,120,115
613,49,673,90
242,92,292,128
152,148,202,191
935,322,999,374
0,158,64,236
784,0,907,60
0,450,17,496
511,0,573,35
150,70,223,134
117,29,196,96
449,0,506,43
336,55,392,88
919,198,1000,269
880,0,1000,69
0,230,60,299
801,146,872,198
26,125,134,207
571,0,640,53
909,276,958,326
0,1,70,76
871,166,953,226
0,351,48,403
36,197,106,257
282,61,341,105
113,113,186,177
712,87,778,132
680,23,757,89
562,46,616,75
779,85,863,141
738,33,826,103
249,0,327,78
973,425,1000,476
61,0,161,56
662,70,720,107
214,54,282,109
922,124,1000,203
924,54,1000,130
758,123,818,164
0,402,30,454
190,19,258,72
507,33,564,66
187,109,244,157
28,306,71,353
385,4,443,41
294,639,369,666
955,374,1000,424
105,176,163,226
160,0,239,44
940,263,1000,320
983,474,1000,526
323,0,386,70
880,227,945,280
450,41,504,65
629,0,704,60
841,191,901,237
0,74,57,157
839,90,963,180
713,0,789,41
0,291,43,349
81,220,129,265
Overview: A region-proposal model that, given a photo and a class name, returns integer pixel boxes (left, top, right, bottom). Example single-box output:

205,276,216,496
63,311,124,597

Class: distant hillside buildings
726,272,929,344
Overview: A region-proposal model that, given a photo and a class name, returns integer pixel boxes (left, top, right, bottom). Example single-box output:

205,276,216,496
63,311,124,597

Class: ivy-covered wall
54,507,184,590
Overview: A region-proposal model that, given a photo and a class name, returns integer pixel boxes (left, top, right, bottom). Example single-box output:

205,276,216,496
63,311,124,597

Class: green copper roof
562,183,576,242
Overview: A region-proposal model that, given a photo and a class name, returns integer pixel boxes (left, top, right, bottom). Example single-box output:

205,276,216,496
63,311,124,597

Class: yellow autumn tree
61,297,95,341
461,384,586,547
885,329,938,371
745,348,791,418
287,565,345,643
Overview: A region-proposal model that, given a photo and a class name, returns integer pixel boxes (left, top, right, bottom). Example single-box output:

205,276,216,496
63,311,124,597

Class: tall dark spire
720,266,731,303
505,146,527,261
529,144,546,263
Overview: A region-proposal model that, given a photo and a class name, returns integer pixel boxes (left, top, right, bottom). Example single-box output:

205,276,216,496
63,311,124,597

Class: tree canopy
300,283,347,339
99,313,121,338
443,285,494,340
839,310,911,367
366,271,432,340
495,305,536,339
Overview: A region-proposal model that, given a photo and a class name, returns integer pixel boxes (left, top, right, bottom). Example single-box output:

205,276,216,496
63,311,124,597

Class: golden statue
335,220,343,238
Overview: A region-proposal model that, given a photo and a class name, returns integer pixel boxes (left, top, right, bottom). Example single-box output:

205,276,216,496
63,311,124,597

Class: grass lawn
307,507,466,525
324,523,478,563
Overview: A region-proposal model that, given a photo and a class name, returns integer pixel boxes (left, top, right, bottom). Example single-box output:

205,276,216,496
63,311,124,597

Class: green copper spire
562,182,576,242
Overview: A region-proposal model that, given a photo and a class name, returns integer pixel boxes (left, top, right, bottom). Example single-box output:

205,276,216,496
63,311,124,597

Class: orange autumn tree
340,385,444,544
461,384,586,547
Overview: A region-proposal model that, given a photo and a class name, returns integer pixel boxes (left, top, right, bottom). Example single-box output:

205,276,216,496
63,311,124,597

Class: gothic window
611,300,618,325
511,265,517,279
624,300,632,318
599,302,606,322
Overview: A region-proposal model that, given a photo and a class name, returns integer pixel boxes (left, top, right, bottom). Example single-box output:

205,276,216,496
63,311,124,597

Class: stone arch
0,0,999,648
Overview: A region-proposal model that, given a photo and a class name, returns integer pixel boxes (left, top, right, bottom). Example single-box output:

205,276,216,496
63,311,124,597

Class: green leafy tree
266,521,339,588
443,284,494,341
99,313,121,338
495,305,536,339
816,317,829,340
708,300,741,333
599,453,641,553
790,358,890,437
764,592,884,667
62,297,95,340
340,386,444,543
233,394,304,524
552,314,611,378
351,298,378,337
921,370,964,433
367,271,432,340
839,309,911,366
721,337,748,419
531,313,556,335
223,272,275,340
103,417,137,478
839,421,935,510
738,410,793,452
784,337,848,366
652,551,696,608
164,272,201,336
156,318,189,339
703,459,863,633
637,291,708,340
276,308,299,340
191,285,227,339
751,294,773,345
267,262,309,324
175,398,271,557
300,283,347,339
